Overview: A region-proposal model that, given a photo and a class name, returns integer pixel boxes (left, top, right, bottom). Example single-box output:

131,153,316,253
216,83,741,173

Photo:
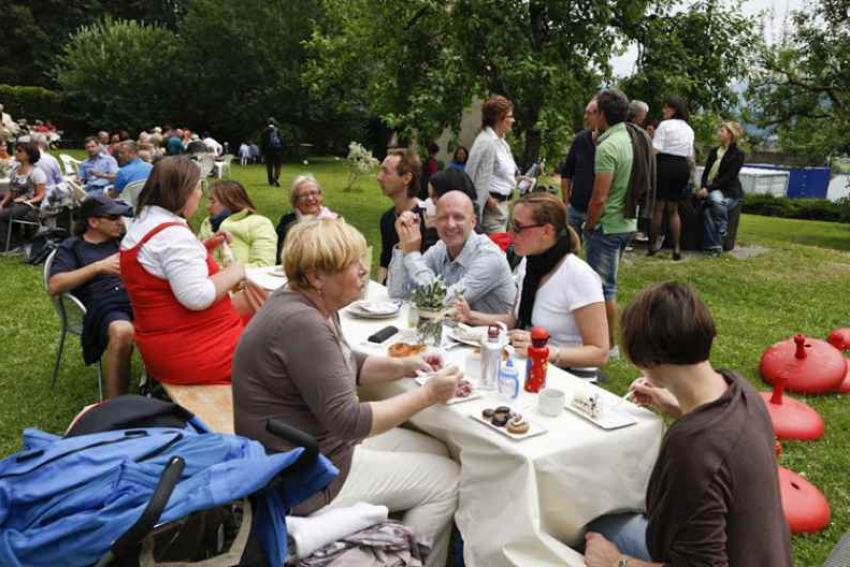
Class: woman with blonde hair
275,173,338,262
698,121,745,257
234,218,461,567
198,180,277,267
454,191,610,376
120,156,264,385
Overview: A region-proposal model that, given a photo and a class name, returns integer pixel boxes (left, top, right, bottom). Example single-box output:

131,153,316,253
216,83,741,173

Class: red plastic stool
761,334,846,394
774,442,831,534
759,373,824,441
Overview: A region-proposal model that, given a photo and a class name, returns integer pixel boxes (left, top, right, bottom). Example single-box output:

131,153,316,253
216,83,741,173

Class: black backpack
25,227,69,265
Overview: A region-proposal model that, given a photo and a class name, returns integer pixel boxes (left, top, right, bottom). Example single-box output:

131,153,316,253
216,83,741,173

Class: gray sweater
233,289,373,514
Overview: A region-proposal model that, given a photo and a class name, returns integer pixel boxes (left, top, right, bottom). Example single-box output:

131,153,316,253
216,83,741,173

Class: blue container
745,164,830,199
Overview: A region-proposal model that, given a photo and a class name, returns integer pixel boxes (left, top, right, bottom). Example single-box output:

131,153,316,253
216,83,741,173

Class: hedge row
0,85,89,139
742,194,850,224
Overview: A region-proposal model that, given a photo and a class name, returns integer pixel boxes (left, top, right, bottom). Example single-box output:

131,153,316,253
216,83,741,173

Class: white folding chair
44,249,105,400
120,179,147,213
59,154,82,176
213,155,234,179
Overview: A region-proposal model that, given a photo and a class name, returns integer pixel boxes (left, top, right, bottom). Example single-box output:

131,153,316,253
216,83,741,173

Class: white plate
469,412,548,441
347,301,402,319
563,402,637,430
445,325,488,347
414,375,482,405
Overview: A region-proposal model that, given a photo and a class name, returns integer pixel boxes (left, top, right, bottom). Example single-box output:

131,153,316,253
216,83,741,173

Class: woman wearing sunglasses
454,191,609,376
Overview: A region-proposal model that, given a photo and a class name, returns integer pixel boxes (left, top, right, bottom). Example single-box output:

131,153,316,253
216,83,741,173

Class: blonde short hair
721,121,744,145
284,218,367,291
289,173,322,208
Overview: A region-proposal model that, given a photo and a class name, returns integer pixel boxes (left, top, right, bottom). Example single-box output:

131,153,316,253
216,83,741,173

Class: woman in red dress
120,157,261,384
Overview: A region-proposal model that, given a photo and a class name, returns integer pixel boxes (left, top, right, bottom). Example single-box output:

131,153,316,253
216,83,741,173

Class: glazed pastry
507,415,530,434
387,343,428,358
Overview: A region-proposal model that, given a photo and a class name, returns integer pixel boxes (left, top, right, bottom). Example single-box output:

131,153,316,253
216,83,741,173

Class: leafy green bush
0,85,64,120
742,194,850,223
53,17,181,133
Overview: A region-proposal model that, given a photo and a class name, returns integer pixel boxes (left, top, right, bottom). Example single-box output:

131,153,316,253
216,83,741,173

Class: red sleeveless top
120,222,243,384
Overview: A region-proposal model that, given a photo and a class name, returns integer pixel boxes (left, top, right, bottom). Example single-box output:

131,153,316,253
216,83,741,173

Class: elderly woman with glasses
234,218,461,567
275,173,338,263
454,192,610,374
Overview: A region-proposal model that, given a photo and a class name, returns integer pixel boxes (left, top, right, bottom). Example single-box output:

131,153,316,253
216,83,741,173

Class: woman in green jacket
199,180,277,267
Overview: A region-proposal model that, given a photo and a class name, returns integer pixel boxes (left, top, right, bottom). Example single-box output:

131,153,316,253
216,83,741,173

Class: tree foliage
53,18,182,132
0,0,189,87
745,0,850,161
306,0,757,167
619,0,758,120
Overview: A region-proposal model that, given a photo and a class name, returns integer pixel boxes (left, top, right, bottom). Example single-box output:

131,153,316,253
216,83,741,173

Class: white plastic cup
538,388,566,417
464,351,481,382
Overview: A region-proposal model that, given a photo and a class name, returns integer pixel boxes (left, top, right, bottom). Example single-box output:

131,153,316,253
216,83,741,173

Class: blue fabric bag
0,420,337,567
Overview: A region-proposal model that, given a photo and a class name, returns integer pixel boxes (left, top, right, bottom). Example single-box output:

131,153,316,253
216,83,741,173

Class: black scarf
516,236,570,330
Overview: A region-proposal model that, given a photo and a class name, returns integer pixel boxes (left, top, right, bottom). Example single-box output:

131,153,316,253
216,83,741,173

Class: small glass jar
416,308,444,347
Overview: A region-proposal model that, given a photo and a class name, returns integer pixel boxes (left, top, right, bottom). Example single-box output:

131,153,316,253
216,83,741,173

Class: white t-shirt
513,254,604,348
653,118,695,158
121,205,216,311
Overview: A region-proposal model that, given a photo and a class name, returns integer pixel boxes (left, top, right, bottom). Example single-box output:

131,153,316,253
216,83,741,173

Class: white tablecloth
252,276,664,566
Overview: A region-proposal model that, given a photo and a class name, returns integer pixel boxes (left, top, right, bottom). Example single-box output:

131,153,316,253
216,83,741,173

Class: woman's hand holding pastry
424,365,462,404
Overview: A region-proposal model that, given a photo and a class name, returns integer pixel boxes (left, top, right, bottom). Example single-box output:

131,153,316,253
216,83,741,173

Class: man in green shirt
584,89,636,357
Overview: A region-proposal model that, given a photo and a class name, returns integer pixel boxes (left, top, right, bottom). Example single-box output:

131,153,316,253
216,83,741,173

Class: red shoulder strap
137,221,187,246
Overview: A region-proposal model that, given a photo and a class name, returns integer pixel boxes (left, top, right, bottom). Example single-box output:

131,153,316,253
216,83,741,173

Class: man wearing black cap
49,195,135,398
260,117,284,187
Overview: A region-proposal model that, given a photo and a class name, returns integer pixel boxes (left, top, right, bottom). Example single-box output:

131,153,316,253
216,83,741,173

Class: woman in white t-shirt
649,95,695,261
0,141,46,250
454,192,609,372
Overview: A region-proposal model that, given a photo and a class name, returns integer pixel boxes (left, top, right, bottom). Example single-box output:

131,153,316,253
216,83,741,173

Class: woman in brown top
583,282,791,567
233,218,462,567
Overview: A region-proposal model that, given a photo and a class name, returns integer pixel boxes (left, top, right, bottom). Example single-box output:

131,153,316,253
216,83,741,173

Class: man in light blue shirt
78,136,118,196
110,141,153,197
388,191,515,314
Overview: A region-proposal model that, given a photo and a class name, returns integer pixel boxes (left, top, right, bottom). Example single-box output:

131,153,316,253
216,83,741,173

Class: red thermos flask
524,327,550,393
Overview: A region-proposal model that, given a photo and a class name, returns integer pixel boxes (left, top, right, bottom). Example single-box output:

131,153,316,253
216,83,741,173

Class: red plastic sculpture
774,442,831,534
759,373,824,441
760,334,846,394
827,328,850,351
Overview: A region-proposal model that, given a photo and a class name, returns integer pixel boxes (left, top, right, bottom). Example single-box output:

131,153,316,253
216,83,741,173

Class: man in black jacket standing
260,118,284,187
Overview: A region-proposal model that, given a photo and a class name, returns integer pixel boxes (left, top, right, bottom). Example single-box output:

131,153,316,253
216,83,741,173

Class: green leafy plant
410,276,447,312
344,141,379,192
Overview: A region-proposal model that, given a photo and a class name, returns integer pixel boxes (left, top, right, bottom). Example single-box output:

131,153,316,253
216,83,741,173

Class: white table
250,275,664,566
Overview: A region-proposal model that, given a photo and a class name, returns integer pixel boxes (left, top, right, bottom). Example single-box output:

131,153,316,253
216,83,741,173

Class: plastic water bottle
480,324,502,391
498,358,520,401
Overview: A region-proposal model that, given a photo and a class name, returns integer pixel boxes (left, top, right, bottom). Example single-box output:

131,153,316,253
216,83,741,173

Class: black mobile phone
367,325,399,344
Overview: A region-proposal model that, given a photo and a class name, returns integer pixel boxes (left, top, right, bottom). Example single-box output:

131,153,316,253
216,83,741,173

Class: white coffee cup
538,388,565,417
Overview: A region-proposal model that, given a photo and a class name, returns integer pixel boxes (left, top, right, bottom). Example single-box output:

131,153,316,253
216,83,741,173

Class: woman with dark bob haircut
120,156,265,385
582,282,791,567
0,141,46,250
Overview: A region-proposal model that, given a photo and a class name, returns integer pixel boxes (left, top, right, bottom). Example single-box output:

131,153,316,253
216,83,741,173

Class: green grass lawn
1,155,849,564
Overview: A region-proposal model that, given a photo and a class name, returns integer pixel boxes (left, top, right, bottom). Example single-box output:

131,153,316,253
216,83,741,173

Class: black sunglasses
510,221,546,234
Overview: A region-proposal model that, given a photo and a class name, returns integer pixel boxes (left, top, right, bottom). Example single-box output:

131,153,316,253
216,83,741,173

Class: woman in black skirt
648,96,694,260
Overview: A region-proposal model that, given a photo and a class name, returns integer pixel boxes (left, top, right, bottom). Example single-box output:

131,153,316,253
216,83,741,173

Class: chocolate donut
495,406,511,415
491,413,509,427
482,408,495,419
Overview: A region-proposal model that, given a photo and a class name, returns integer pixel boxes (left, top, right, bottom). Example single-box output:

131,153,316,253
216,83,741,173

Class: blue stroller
0,396,337,567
